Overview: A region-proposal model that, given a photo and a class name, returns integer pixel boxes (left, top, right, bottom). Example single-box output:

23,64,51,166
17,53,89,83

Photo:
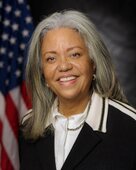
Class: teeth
60,76,76,82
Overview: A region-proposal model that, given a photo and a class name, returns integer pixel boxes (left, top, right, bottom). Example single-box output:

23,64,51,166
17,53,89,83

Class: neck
58,95,91,117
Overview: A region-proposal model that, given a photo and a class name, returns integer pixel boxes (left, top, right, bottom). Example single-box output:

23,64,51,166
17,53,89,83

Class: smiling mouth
59,76,77,82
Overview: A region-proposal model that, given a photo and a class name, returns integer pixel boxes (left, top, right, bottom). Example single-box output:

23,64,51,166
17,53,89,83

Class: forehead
41,27,87,50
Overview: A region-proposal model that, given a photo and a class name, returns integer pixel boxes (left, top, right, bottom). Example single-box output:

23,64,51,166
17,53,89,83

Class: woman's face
41,28,94,102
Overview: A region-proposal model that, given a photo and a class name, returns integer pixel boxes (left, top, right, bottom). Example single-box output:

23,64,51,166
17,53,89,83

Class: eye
70,52,81,58
46,56,56,63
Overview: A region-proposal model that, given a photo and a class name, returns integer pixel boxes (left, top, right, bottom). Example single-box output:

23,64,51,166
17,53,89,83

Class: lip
57,74,78,85
57,74,78,81
59,76,77,82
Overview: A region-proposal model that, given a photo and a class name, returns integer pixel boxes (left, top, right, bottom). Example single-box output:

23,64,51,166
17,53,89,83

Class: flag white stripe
0,92,19,170
9,87,28,121
0,92,5,122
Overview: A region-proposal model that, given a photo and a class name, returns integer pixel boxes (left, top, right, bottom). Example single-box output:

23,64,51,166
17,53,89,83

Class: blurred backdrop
0,1,135,169
28,0,136,107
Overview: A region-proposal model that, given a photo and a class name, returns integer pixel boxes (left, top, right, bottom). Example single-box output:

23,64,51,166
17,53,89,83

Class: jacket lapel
62,123,102,170
35,126,56,170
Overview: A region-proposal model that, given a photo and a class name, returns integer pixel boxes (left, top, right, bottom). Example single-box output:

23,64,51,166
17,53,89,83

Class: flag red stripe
5,94,19,138
0,120,14,170
1,145,14,170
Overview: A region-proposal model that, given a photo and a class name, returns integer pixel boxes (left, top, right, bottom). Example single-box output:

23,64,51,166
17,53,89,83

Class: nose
57,57,73,72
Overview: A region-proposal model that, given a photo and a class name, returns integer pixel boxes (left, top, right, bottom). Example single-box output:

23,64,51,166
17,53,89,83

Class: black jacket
19,94,136,170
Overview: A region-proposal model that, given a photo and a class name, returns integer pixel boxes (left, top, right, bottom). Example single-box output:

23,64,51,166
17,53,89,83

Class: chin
60,92,84,101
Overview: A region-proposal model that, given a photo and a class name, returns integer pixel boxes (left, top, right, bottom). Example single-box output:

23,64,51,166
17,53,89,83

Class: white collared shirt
52,101,90,170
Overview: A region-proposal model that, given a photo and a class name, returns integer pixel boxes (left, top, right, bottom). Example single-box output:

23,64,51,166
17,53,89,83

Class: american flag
0,0,33,169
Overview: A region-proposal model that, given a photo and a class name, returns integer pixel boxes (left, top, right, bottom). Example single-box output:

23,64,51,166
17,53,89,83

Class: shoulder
19,109,33,143
108,99,136,121
106,99,136,136
20,109,32,125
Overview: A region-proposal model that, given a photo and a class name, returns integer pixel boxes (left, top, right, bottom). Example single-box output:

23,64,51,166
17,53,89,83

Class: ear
46,83,49,87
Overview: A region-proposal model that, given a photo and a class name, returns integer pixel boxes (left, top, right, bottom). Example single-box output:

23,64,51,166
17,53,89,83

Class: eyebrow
67,46,83,51
43,46,83,55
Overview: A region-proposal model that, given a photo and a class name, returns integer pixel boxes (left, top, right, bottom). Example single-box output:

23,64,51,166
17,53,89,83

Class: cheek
43,69,51,81
79,61,94,76
42,66,56,83
82,64,94,86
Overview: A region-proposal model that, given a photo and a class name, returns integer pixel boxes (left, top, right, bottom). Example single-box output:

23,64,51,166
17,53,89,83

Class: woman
19,10,136,170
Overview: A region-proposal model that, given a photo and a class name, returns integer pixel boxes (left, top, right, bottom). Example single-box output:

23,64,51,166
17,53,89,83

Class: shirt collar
51,98,91,130
49,92,109,133
86,92,109,133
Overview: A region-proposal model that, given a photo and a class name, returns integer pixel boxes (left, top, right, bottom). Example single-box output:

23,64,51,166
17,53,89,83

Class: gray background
28,0,136,107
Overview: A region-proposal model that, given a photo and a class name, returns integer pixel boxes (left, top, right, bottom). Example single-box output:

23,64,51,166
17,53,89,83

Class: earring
92,74,96,80
46,83,49,87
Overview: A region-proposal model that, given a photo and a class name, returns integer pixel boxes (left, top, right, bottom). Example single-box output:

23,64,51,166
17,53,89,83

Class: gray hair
24,10,127,139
